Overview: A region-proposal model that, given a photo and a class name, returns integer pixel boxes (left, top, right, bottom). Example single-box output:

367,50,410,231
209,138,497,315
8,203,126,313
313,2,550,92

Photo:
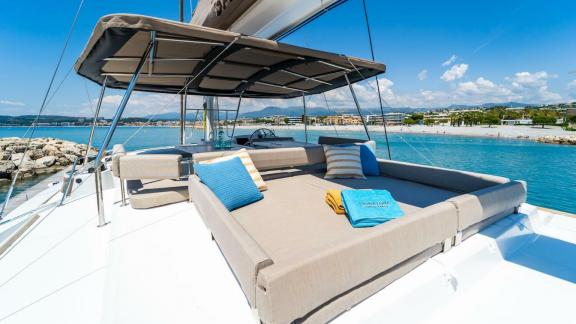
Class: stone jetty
0,137,96,182
535,135,576,145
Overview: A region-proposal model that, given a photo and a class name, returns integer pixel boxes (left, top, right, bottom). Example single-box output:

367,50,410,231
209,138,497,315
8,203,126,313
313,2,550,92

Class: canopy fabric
75,15,386,99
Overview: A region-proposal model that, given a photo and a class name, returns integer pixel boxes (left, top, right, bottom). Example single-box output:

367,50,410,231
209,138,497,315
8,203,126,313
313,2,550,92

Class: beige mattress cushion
231,173,458,264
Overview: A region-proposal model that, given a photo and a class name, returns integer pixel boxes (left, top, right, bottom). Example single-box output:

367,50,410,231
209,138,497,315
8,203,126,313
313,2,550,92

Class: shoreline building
365,112,407,126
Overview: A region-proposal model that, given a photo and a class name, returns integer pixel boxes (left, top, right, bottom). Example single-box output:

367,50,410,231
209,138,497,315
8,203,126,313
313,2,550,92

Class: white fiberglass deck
0,172,574,323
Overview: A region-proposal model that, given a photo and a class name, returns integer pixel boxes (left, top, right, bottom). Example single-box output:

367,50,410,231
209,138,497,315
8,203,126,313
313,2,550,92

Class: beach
235,124,572,141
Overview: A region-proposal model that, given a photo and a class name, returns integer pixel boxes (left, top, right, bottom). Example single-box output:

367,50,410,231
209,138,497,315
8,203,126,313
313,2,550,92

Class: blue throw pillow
358,143,380,176
334,142,380,176
194,157,263,211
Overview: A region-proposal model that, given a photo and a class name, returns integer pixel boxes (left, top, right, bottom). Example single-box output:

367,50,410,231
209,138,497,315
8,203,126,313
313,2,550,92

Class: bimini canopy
75,15,386,99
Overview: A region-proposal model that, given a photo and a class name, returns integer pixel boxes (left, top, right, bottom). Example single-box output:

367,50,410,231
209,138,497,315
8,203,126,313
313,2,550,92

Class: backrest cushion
194,157,263,211
198,148,267,191
111,144,126,178
193,146,327,171
248,146,326,171
358,141,379,176
323,145,365,179
119,154,181,180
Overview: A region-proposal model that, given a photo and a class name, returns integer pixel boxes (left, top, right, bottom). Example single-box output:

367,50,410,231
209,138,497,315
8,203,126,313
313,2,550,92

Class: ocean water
1,126,575,214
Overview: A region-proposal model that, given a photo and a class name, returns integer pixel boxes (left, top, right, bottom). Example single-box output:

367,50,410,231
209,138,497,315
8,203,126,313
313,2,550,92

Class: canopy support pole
94,40,152,227
302,93,308,143
203,97,214,142
344,74,371,140
231,93,243,138
84,76,107,167
180,86,187,145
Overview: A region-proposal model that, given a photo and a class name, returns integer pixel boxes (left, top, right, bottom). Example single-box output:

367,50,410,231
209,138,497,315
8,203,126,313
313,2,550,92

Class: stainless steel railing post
93,39,154,227
95,165,108,227
84,76,108,167
302,93,308,143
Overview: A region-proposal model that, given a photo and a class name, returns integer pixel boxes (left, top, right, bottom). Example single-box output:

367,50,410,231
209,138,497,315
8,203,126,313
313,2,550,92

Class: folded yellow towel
325,189,346,215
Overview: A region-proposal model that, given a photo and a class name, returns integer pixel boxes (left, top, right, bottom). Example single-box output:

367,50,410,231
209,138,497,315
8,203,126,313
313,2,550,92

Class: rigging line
83,79,96,115
322,93,339,137
21,66,75,139
358,0,392,160
398,135,435,166
1,0,86,218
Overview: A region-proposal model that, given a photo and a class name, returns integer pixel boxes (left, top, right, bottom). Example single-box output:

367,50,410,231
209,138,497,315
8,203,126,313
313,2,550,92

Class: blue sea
1,126,575,214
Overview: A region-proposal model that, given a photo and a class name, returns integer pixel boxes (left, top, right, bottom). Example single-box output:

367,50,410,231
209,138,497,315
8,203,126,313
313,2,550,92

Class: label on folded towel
341,190,404,228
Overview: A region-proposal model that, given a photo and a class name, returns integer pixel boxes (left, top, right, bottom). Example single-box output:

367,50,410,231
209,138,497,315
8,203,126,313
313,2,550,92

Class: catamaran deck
0,169,574,324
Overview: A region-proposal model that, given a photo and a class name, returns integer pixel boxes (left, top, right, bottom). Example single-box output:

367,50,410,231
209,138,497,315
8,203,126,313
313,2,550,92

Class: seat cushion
127,179,189,209
231,173,458,264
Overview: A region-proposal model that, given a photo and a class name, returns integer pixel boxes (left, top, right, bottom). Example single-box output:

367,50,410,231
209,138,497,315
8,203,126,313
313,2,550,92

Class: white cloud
509,71,555,88
567,80,576,90
417,69,428,81
507,71,562,103
0,100,25,107
441,54,457,67
441,64,469,81
457,77,511,97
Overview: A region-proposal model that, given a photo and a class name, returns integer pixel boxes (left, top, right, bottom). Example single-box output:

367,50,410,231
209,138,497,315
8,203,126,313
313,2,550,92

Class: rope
322,93,340,137
21,66,74,139
359,0,392,160
397,135,436,165
1,0,86,217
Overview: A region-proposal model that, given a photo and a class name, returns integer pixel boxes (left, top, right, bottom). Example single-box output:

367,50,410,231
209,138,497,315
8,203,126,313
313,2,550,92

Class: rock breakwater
0,137,96,182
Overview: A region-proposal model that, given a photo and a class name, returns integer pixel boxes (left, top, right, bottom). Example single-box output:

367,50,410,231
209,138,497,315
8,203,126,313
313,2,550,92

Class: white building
365,113,407,125
501,119,532,126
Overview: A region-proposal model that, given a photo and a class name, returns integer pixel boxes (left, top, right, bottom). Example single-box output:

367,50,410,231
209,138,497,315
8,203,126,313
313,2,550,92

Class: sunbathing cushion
323,145,365,179
194,157,263,211
198,148,267,191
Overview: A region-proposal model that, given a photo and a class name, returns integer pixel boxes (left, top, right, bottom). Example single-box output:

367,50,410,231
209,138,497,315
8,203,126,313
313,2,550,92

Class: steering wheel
248,128,278,146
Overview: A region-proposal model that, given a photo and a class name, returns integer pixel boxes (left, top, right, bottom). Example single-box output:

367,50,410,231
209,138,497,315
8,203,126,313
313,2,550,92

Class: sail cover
191,0,259,31
75,15,385,99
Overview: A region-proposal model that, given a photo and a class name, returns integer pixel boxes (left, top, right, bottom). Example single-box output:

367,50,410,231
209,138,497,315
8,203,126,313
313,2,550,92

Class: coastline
235,124,573,141
1,124,573,143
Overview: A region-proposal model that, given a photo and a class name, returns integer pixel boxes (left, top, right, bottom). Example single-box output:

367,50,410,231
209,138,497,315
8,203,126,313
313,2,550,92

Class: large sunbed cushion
324,145,365,179
198,148,267,191
229,174,458,323
194,157,263,211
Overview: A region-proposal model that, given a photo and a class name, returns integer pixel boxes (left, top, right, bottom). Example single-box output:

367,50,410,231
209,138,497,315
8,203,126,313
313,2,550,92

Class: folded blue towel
341,190,404,228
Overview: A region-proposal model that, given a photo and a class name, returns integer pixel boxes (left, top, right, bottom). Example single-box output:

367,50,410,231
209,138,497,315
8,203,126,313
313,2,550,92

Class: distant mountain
145,112,198,121
447,102,531,110
238,106,431,118
240,107,338,118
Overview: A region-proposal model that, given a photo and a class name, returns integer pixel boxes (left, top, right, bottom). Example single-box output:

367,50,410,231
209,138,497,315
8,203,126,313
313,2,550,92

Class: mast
179,0,186,145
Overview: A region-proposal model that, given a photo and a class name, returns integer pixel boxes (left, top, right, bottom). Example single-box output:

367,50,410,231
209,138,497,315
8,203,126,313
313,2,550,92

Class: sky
0,0,575,117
